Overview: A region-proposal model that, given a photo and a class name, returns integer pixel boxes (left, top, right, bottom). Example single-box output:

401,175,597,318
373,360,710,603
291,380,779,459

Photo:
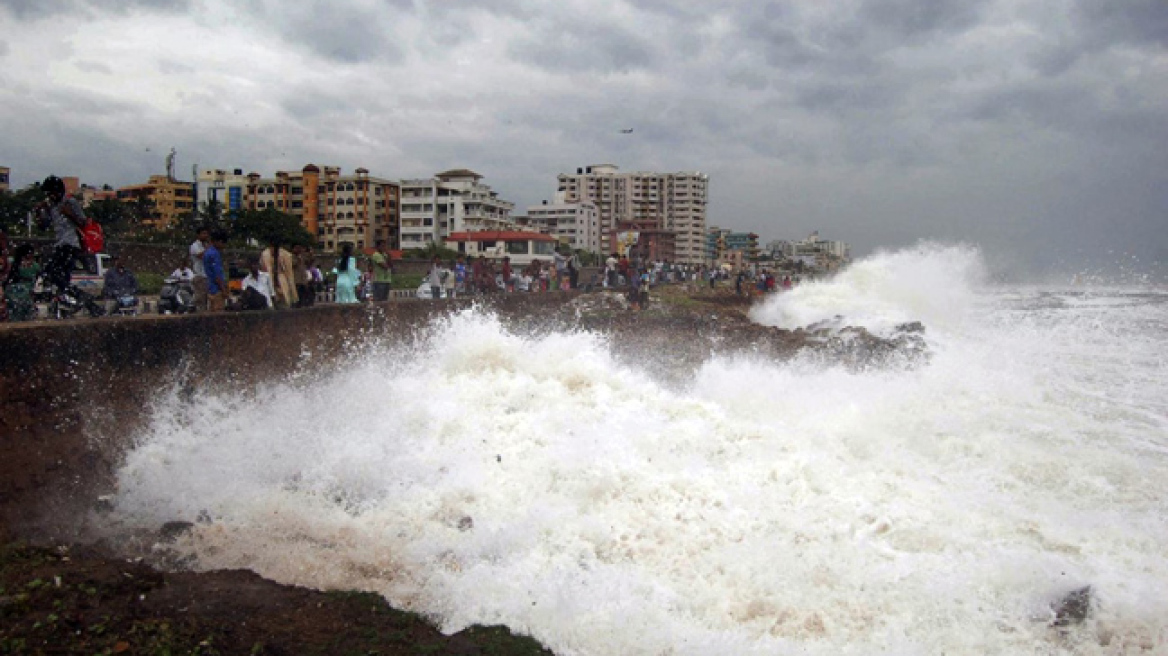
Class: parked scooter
158,276,196,314
46,282,105,319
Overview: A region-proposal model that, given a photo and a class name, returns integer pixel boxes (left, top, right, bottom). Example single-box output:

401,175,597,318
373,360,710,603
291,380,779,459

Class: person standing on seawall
291,244,310,308
427,256,443,299
34,175,104,317
333,243,360,304
260,237,298,309
190,226,209,311
203,230,228,312
370,240,393,302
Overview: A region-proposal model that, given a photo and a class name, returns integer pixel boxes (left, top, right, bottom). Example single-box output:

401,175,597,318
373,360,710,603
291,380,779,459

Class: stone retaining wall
0,294,576,541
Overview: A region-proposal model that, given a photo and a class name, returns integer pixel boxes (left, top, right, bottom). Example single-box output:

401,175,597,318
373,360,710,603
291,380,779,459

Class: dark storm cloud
1075,0,1168,49
237,0,410,64
508,21,654,74
0,0,191,20
1026,0,1168,77
856,0,988,41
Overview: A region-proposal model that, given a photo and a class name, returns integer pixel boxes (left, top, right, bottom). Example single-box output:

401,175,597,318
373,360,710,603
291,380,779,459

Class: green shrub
137,272,165,295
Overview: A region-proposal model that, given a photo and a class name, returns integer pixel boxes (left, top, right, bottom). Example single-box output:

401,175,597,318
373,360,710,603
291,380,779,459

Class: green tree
186,198,227,233
127,192,156,237
87,198,133,238
233,208,314,248
572,248,600,266
0,184,45,234
403,241,460,261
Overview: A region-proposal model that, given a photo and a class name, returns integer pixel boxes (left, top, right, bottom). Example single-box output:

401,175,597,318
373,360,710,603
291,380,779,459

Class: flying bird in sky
620,128,634,134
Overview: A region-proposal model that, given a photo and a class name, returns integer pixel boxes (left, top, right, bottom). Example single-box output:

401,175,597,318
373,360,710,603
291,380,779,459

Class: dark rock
1052,586,1093,626
895,321,925,334
159,521,195,543
457,516,474,532
444,632,482,655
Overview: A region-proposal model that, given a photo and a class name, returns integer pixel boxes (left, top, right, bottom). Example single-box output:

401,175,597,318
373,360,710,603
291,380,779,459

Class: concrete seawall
0,294,577,541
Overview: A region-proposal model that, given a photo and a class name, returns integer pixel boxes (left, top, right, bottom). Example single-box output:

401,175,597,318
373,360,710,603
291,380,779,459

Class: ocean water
109,245,1168,655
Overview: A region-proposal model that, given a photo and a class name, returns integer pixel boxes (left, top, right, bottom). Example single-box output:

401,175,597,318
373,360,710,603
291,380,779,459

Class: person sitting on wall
103,256,139,313
238,258,273,310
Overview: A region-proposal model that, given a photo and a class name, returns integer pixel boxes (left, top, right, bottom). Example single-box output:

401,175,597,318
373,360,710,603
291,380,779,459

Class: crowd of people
2,174,801,321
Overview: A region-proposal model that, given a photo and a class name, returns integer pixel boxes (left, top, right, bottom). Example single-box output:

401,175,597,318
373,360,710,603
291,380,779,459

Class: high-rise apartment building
399,169,515,248
555,164,708,264
243,165,400,251
116,175,195,230
522,199,601,253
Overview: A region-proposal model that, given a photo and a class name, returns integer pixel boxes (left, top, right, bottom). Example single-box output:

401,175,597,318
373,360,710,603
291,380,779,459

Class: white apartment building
399,169,515,248
792,231,850,260
196,168,250,215
555,164,708,264
523,199,601,253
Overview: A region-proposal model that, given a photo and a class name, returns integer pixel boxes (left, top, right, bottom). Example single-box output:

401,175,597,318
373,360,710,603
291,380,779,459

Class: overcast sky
1,0,1165,277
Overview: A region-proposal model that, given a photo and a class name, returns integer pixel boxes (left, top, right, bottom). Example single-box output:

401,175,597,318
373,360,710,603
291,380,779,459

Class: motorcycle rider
34,175,104,317
102,256,139,314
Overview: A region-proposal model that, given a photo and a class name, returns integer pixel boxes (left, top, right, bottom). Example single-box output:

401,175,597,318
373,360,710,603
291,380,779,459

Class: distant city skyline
2,0,1164,278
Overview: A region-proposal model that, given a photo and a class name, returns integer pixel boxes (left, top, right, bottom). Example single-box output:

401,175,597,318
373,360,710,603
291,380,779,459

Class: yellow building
116,175,195,229
0,166,10,193
244,164,400,251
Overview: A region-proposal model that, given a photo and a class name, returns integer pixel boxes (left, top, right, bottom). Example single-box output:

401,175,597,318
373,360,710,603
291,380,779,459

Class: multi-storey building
522,199,601,253
792,231,850,260
0,166,9,193
767,239,794,258
196,168,250,216
116,175,195,229
398,169,515,249
555,164,708,264
705,227,759,263
243,164,400,252
77,184,117,206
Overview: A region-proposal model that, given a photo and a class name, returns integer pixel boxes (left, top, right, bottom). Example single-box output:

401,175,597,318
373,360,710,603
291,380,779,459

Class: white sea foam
109,246,1168,655
749,242,987,334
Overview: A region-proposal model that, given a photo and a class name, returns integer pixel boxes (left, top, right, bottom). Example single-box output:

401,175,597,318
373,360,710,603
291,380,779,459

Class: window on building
291,187,302,194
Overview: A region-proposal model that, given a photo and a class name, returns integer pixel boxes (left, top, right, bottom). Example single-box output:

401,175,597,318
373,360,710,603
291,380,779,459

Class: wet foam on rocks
108,246,1168,655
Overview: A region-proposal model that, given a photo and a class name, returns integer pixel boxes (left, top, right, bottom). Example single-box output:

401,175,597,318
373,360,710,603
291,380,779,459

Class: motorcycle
47,285,105,319
158,277,196,314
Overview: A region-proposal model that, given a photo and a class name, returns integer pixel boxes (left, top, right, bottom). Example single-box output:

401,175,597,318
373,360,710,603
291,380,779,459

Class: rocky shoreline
0,287,932,654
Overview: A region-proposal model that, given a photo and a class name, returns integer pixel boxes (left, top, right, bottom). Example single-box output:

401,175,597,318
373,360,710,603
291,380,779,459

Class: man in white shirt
190,227,209,310
240,259,273,310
